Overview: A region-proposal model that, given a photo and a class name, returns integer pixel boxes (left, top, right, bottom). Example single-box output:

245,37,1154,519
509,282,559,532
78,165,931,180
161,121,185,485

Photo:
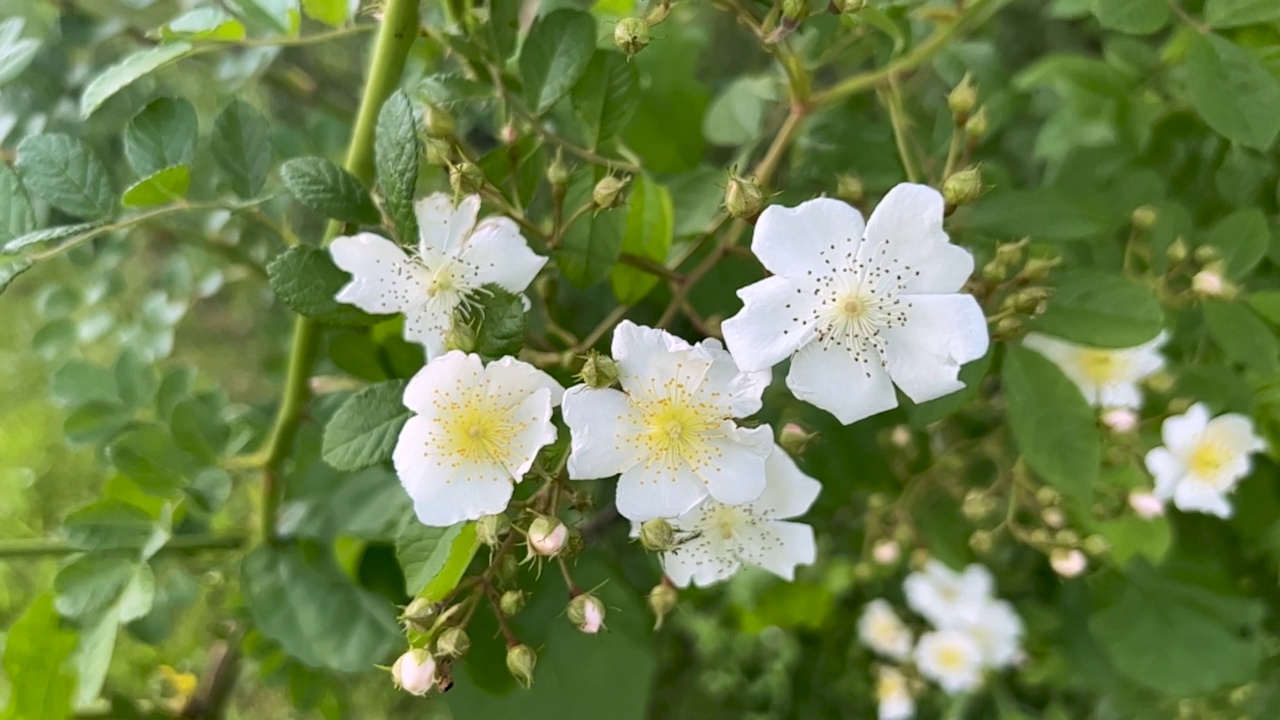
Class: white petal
1206,413,1267,455
612,321,712,399
959,564,995,598
695,424,772,506
484,356,565,406
330,233,421,314
661,529,739,588
1162,403,1210,456
404,302,453,361
1144,447,1184,499
740,519,816,581
1098,382,1142,409
1022,333,1077,366
1172,479,1233,518
393,417,513,526
751,197,866,278
863,183,973,294
884,294,989,404
615,460,707,521
416,193,479,255
697,338,772,416
563,387,644,480
748,444,822,520
463,217,547,293
787,341,898,424
402,350,483,417
497,390,557,479
720,275,818,372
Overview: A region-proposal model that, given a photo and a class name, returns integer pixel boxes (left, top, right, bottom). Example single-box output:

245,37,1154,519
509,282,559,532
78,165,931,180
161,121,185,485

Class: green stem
0,534,246,559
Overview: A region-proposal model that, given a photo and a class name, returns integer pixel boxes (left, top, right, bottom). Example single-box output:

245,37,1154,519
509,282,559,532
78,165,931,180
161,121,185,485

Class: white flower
393,351,563,527
563,321,773,520
653,444,820,587
391,649,436,696
858,599,914,661
1022,332,1166,409
1127,490,1165,519
721,184,988,425
903,560,993,629
1049,548,1087,578
876,665,916,720
330,193,546,358
914,629,985,695
958,599,1023,669
1145,403,1266,518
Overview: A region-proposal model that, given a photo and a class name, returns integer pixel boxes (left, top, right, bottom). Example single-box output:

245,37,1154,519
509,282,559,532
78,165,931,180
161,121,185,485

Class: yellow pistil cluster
438,398,523,467
635,387,723,475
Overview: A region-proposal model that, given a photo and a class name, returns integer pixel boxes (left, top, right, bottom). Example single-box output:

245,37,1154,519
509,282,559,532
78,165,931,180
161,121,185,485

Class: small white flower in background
914,629,985,695
1101,407,1138,433
858,599,914,661
872,539,901,566
721,184,989,425
563,321,773,521
958,599,1023,669
652,444,820,587
1049,548,1087,578
1127,490,1165,519
393,351,563,527
1022,332,1166,409
391,649,436,696
904,560,993,629
330,193,546,358
1144,402,1266,518
875,665,916,720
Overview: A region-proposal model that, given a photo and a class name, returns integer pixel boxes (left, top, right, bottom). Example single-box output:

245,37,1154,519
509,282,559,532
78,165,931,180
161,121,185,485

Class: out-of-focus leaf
211,100,272,199
1031,270,1164,347
1,596,77,720
121,166,191,208
16,134,116,220
123,97,198,177
79,43,194,118
1184,34,1280,150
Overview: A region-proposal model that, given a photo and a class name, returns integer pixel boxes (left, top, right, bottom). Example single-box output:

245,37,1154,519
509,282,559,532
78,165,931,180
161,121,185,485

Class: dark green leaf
557,169,626,287
212,100,272,199
1089,0,1169,34
486,0,520,60
114,348,156,408
610,175,673,304
121,165,191,208
1,596,77,720
1032,270,1164,347
267,245,385,326
0,163,37,243
1205,0,1280,28
51,359,116,406
123,97,198,177
375,91,420,244
415,73,492,111
106,425,199,495
964,188,1113,241
571,51,639,149
1206,207,1269,278
280,156,381,225
519,9,597,114
16,134,116,220
1184,34,1280,150
79,43,194,118
170,397,228,462
1204,300,1279,376
463,285,526,359
322,380,411,471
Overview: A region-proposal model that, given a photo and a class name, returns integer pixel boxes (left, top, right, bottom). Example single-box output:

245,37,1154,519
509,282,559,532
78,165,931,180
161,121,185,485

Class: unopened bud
567,593,607,634
965,106,989,139
779,422,816,456
994,315,1022,338
995,240,1026,268
506,644,537,688
391,649,436,696
1007,287,1051,315
1050,548,1087,578
1020,256,1059,282
449,161,484,196
592,175,628,209
499,122,518,146
724,170,766,219
982,258,1007,283
1144,371,1175,393
578,351,620,389
476,513,510,547
1193,244,1219,264
783,0,808,21
1041,507,1065,529
500,590,526,617
968,529,993,553
401,598,438,633
424,105,455,138
943,167,984,207
961,490,993,521
444,321,477,353
1029,528,1052,545
1131,205,1157,231
871,539,900,565
1082,535,1109,556
648,583,678,630
546,149,572,187
1101,408,1138,433
836,173,864,203
639,518,676,552
836,0,867,14
495,553,519,586
1055,529,1079,546
947,73,978,120
1166,237,1188,263
1192,268,1234,299
1128,491,1165,519
613,17,650,56
435,627,470,658
888,424,912,449
425,138,451,166
528,515,568,557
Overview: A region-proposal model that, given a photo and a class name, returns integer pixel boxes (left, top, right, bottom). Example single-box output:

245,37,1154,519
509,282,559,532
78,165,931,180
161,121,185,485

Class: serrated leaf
79,42,193,119
302,0,349,27
1185,34,1280,150
964,187,1113,241
1,596,78,720
1205,0,1280,28
121,165,191,208
0,164,37,244
396,523,465,596
557,169,627,287
2,222,101,254
212,100,272,199
571,50,639,149
16,134,116,220
1206,207,1269,279
1031,270,1164,348
610,175,673,304
1089,0,1169,34
267,245,385,325
162,8,248,40
1204,300,1279,376
106,425,199,495
322,380,411,471
1003,345,1099,502
123,97,198,177
280,156,380,224
414,73,491,111
520,9,597,114
462,285,526,359
375,91,420,244
0,18,40,86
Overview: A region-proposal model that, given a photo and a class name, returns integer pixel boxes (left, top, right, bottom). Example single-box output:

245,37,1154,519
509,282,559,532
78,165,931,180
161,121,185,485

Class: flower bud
499,122,518,146
577,351,620,389
424,105,455,138
779,422,815,456
836,173,864,203
1131,204,1158,231
1101,408,1138,434
435,627,470,658
495,553,519,586
835,0,867,14
1082,534,1109,556
506,644,537,688
561,525,585,558
961,489,993,520
1127,491,1165,519
444,321,477,353
546,149,572,187
871,539,900,565
1041,507,1065,529
1055,529,1079,545
888,424,912,449
613,17,650,56
1020,255,1059,282
981,258,1007,283
968,529,993,553
1036,487,1059,506
567,593,607,634
528,516,568,557
401,598,439,633
942,167,984,207
1144,371,1175,393
500,590,526,617
1166,237,1188,263
449,161,484,196
391,649,436,696
994,315,1022,338
1050,548,1087,578
965,106,989,139
995,240,1026,269
592,175,628,209
724,170,766,219
948,73,978,121
1192,268,1234,299
425,137,452,166
1193,244,1219,264
783,0,808,21
476,513,510,547
648,583,678,629
639,518,676,552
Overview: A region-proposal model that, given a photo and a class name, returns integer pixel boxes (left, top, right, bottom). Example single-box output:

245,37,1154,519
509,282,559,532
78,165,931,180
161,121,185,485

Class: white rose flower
914,629,985,695
391,649,436,696
393,351,563,527
330,193,546,358
1144,402,1266,518
651,444,820,587
903,560,993,629
563,321,773,520
857,599,914,661
957,598,1023,669
1022,331,1166,409
875,665,916,720
721,184,988,424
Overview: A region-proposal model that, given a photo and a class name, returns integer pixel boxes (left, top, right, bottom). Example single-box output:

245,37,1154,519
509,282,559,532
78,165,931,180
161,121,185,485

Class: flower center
876,672,905,700
1188,440,1230,481
1077,349,1124,383
709,504,742,540
809,244,913,371
636,388,723,472
440,398,522,465
936,645,967,671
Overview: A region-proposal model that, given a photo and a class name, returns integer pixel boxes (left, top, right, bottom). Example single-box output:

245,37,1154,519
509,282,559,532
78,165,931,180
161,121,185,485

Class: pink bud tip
1050,549,1087,578
1101,408,1138,433
1127,491,1165,519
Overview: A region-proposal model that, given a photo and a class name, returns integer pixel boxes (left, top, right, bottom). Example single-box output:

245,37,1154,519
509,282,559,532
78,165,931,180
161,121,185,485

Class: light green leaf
106,425,199,495
266,245,385,326
1204,299,1279,376
610,175,673,304
571,50,639,149
121,165,191,208
54,556,154,622
71,608,119,709
557,169,627,287
0,163,37,244
1248,290,1280,325
0,18,41,86
1,596,77,720
1093,515,1171,567
79,42,194,118
964,187,1113,241
2,222,101,255
1089,0,1169,34
396,522,467,596
1206,207,1269,278
63,500,167,556
321,380,411,472
520,9,597,114
114,348,157,409
123,97,198,177
211,100,272,199
702,75,777,147
280,156,381,224
374,91,420,244
1205,0,1280,28
1003,345,1099,502
302,0,349,27
51,359,116,406
1184,34,1280,150
1031,270,1164,348
16,134,116,220
162,8,247,41
0,254,34,297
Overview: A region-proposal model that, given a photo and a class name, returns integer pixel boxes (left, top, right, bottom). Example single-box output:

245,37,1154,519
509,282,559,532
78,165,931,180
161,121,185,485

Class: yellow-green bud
836,0,867,14
1167,237,1189,263
942,167,984,207
968,529,993,553
506,644,537,688
449,161,484,196
500,590,526,617
994,316,1022,337
592,175,629,209
995,240,1026,269
613,17,650,56
778,422,815,456
961,490,992,521
577,351,620,389
724,170,766,219
401,598,438,633
836,173,864,203
445,321,477,353
425,137,452,166
1082,535,1109,556
1193,244,1219,264
1055,529,1080,546
1020,255,1060,282
1131,204,1158,230
1035,486,1059,506
783,0,809,22
1144,370,1175,393
1007,287,1051,315
948,73,978,121
546,149,572,187
495,553,519,586
436,627,470,658
424,105,455,138
1029,528,1052,545
981,258,1007,283
566,593,607,633
476,514,510,547
639,518,676,552
647,583,677,630
965,106,989,139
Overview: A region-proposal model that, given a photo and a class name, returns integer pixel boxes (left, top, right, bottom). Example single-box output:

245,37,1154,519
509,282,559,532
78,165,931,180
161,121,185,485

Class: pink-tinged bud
1128,491,1165,519
871,539,900,566
1041,507,1065,529
1050,548,1087,578
1192,269,1233,298
1102,408,1138,434
888,424,913,449
528,516,568,557
567,593,607,634
391,649,436,696
778,422,815,456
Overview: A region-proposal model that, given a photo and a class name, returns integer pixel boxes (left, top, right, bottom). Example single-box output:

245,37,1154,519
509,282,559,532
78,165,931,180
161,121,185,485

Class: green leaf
55,555,154,622
1248,290,1280,326
123,97,198,177
519,9,597,115
266,245,385,326
375,91,420,244
1093,515,1171,567
16,134,116,220
415,73,492,111
702,75,776,147
1205,0,1280,28
2,222,101,254
302,0,349,27
280,156,380,225
106,425,199,495
571,50,639,149
964,188,1113,241
211,100,272,199
557,169,627,287
1002,345,1100,502
169,397,228,463
1204,299,1279,376
114,348,157,409
79,42,194,118
610,175,673,304
1089,0,1168,34
738,582,834,632
242,542,402,673
1206,207,1269,278
321,380,411,471
1184,34,1280,150
1,596,78,720
0,18,42,86
63,500,168,558
463,285,527,359
121,165,191,208
162,8,247,41
396,522,467,596
0,164,36,244
1091,561,1264,695
0,254,33,296
485,0,520,60
71,609,119,708
1031,270,1164,348
51,359,117,406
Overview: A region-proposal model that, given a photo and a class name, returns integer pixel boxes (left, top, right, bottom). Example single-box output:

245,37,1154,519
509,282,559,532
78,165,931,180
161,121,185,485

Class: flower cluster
858,561,1023,718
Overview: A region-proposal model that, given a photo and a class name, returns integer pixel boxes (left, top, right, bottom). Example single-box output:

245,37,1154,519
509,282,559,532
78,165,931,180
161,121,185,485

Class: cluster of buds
391,601,474,695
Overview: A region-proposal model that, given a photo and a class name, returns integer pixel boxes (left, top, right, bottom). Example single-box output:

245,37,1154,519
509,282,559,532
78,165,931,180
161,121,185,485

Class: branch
0,534,246,559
